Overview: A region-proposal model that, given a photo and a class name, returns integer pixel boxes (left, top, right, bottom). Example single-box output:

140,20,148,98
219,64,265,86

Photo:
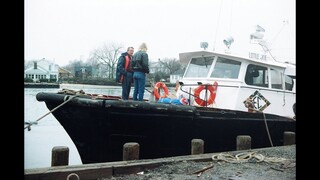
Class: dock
25,144,295,180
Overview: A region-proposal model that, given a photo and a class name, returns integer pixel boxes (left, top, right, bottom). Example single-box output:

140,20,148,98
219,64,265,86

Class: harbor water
24,84,152,169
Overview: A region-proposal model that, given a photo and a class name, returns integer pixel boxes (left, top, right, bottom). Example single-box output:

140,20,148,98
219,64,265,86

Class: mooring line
24,95,79,131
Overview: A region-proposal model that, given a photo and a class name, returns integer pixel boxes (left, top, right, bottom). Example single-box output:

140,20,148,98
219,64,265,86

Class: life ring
154,82,169,101
194,81,218,106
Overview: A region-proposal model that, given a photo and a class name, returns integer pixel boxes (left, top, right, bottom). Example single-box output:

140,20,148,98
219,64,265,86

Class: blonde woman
131,43,150,101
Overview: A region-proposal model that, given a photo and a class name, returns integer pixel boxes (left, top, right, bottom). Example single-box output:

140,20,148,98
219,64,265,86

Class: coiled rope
212,151,287,164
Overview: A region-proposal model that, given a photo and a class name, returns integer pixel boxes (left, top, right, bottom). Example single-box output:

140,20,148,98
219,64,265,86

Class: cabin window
184,56,214,78
245,64,268,87
210,57,241,79
270,69,283,90
285,75,294,91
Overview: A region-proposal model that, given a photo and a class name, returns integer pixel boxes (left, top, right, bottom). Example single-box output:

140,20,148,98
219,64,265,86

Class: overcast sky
25,0,295,66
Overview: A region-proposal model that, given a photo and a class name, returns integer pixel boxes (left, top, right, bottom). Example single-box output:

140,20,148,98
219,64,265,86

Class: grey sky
25,0,295,66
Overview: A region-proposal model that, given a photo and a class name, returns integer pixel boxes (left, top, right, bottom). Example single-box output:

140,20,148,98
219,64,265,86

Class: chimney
34,61,37,69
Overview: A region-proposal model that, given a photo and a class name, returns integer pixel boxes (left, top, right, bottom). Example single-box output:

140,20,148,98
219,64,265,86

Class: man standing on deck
116,47,134,100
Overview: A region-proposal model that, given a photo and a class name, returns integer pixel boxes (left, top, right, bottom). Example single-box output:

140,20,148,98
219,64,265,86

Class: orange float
194,81,218,106
154,82,169,101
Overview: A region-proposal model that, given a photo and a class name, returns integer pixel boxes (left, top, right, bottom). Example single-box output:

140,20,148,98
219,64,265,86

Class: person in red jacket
116,47,134,100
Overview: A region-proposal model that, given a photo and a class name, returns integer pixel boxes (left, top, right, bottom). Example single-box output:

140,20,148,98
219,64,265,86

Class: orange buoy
194,81,218,106
154,82,169,101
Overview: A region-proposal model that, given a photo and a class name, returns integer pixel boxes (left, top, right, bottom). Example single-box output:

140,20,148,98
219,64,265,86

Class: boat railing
179,82,218,107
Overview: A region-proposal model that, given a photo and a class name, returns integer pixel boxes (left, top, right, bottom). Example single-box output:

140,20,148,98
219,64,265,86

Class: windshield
184,56,214,78
210,57,241,79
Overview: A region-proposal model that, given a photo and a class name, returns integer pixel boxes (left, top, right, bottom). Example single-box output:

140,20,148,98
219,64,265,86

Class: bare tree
158,58,182,75
62,59,85,75
85,56,105,78
89,42,123,79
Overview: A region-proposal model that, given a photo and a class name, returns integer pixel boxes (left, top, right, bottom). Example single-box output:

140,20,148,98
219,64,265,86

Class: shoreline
24,82,60,88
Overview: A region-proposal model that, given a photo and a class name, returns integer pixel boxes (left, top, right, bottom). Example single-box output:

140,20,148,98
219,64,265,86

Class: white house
24,58,59,82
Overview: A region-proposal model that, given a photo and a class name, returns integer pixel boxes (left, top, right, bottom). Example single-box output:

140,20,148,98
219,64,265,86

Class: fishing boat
35,48,295,164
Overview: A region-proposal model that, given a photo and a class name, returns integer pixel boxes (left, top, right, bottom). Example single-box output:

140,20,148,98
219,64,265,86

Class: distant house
74,66,93,79
170,69,185,83
59,67,73,79
24,58,59,82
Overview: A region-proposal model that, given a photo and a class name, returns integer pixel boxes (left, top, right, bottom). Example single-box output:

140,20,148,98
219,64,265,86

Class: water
24,83,154,169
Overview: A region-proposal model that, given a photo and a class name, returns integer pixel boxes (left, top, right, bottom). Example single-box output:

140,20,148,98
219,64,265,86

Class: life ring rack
194,81,218,106
154,82,169,101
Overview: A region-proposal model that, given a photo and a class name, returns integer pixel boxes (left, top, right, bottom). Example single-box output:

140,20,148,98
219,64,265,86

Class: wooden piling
191,139,204,155
51,146,69,166
123,142,140,161
236,135,251,150
283,131,295,145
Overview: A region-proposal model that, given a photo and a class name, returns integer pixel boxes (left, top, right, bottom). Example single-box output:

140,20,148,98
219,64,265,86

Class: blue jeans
121,72,133,100
133,71,146,101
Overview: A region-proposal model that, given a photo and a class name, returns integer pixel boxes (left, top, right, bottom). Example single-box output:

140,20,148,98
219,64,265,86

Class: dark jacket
116,52,132,83
131,50,149,73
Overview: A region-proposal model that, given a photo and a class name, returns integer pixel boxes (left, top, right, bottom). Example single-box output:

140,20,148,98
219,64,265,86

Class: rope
145,88,152,93
262,112,273,147
243,98,273,147
212,151,286,164
24,94,79,131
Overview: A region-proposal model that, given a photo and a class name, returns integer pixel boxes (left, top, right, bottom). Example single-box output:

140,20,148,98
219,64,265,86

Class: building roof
59,67,72,74
25,66,48,74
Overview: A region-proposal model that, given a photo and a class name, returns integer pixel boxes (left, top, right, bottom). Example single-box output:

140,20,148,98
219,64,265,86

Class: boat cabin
176,51,296,118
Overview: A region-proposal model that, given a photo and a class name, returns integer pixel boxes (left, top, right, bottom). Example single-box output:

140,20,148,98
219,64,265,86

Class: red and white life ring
194,81,218,106
154,82,169,101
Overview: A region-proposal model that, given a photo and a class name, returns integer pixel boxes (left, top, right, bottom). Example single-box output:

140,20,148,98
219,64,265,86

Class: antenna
271,20,288,44
213,0,223,51
249,25,279,62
